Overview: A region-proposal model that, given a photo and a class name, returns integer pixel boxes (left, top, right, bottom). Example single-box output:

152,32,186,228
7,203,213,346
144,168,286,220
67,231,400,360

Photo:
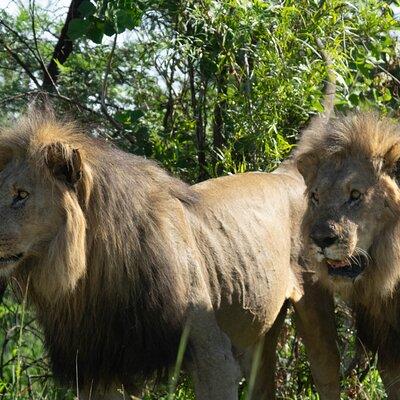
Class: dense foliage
0,0,399,398
1,0,399,182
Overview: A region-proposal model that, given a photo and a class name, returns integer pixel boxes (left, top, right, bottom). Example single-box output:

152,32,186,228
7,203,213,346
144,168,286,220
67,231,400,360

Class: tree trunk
42,0,84,90
189,60,208,182
212,71,228,151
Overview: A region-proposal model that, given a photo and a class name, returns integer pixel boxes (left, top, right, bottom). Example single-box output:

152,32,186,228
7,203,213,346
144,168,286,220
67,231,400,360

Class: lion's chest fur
354,294,400,363
36,279,187,388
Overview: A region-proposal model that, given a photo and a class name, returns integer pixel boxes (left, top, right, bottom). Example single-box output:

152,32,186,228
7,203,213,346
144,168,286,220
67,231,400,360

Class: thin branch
0,89,137,146
357,39,400,86
0,19,42,65
0,90,119,143
0,90,97,115
29,0,59,93
316,38,336,120
0,40,41,87
100,34,127,134
0,90,96,117
376,63,400,86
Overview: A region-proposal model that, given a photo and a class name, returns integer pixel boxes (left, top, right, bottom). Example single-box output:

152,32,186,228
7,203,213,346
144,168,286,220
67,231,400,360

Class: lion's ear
383,143,400,180
45,143,82,188
296,151,319,185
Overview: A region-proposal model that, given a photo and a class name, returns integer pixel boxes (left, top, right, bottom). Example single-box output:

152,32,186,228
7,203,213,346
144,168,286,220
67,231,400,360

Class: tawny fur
0,109,340,400
296,112,400,162
296,112,400,301
0,111,196,387
295,111,400,399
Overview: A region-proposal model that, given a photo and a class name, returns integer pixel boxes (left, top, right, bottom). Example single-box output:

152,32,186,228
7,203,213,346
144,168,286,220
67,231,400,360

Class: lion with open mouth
295,111,400,399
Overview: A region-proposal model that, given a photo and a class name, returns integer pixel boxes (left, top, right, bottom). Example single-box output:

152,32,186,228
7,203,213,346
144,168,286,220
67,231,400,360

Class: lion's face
302,155,393,288
296,113,400,295
0,115,90,297
0,160,62,275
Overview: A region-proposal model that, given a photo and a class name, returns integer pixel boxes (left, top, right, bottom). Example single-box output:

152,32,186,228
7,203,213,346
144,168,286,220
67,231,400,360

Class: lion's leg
378,354,400,400
188,308,241,400
239,301,288,400
291,280,340,400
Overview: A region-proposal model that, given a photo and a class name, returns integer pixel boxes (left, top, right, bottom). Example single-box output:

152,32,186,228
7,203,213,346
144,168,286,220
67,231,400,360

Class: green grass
0,291,385,399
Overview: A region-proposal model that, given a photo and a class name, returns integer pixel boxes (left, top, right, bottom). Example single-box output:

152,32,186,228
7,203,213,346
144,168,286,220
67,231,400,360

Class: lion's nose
310,231,338,249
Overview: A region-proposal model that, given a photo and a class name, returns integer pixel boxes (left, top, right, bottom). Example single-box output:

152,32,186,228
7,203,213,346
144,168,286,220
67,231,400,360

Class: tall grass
0,289,385,399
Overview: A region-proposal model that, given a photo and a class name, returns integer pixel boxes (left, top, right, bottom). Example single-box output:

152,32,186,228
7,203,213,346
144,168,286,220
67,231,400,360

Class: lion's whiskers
348,254,360,267
353,247,371,267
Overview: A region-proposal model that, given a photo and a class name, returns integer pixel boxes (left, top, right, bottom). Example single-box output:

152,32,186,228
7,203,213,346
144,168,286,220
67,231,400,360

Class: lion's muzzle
310,227,339,249
326,256,367,279
309,219,367,279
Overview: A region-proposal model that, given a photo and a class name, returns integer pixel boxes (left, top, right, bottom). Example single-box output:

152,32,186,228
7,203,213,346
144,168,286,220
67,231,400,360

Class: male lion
0,109,339,399
296,112,400,399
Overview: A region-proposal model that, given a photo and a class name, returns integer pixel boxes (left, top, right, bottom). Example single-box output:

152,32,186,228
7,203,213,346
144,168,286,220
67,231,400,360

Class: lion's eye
12,190,29,206
350,189,362,202
311,191,319,203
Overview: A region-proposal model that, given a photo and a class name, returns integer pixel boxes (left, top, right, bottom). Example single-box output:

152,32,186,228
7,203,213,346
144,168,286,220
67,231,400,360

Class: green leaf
311,99,324,112
86,21,104,44
115,110,144,125
104,21,116,36
115,9,141,32
115,111,131,124
67,18,88,40
382,88,392,102
349,93,360,106
130,109,144,122
78,1,96,17
54,59,71,74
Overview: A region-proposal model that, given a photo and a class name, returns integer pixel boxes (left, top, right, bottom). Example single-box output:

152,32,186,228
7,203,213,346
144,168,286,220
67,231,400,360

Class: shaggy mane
295,111,400,364
0,109,198,388
295,112,400,171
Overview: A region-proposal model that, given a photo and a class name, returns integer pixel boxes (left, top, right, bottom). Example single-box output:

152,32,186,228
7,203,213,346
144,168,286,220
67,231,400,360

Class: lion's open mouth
0,253,24,265
325,255,367,279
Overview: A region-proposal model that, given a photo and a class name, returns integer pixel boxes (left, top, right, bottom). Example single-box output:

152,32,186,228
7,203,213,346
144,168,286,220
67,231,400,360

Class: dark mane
2,110,198,387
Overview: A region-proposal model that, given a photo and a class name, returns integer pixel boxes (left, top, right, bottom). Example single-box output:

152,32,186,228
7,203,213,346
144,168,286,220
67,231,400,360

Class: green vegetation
0,0,399,398
0,290,387,399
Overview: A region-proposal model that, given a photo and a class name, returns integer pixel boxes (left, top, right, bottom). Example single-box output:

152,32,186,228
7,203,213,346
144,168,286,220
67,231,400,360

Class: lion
295,111,400,399
0,108,340,400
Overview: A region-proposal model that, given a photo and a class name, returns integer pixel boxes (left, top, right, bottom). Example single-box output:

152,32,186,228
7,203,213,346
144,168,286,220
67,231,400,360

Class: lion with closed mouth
0,108,340,399
296,111,400,399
